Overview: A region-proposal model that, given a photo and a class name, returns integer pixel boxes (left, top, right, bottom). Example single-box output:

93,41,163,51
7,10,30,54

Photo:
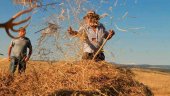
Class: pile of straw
0,61,153,96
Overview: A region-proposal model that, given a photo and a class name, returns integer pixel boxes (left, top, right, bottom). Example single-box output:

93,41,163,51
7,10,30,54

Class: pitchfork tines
0,7,33,39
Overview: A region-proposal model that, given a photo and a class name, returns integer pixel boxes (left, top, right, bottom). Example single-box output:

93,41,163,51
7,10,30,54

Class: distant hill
116,64,170,73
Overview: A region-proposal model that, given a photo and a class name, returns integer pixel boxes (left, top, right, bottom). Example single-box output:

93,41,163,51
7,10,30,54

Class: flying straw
122,11,128,20
114,0,118,7
114,24,127,32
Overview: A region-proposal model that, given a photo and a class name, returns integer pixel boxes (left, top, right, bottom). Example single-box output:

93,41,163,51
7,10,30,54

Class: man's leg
9,57,18,75
96,53,105,61
18,60,26,74
82,52,93,60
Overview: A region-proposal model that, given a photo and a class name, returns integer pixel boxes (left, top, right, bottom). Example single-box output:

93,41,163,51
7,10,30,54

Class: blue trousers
9,56,26,74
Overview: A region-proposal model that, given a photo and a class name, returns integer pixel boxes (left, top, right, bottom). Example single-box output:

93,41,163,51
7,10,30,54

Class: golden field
132,68,170,96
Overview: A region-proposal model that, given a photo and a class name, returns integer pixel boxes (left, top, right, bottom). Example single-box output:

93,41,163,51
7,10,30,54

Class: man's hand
67,26,77,36
108,30,115,39
8,57,11,61
24,56,30,62
68,26,73,34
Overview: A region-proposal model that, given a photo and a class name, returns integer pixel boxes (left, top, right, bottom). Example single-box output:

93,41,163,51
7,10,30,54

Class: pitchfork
0,7,33,39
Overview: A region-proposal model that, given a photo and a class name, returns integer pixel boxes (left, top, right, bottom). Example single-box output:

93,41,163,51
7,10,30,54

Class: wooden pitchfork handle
92,34,110,60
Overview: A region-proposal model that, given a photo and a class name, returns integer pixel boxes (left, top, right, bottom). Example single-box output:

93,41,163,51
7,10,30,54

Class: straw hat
83,10,100,20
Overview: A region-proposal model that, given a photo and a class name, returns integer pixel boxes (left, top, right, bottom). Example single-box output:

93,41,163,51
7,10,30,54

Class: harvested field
133,68,170,96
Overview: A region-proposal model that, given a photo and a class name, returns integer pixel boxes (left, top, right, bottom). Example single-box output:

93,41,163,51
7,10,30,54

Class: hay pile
0,61,153,96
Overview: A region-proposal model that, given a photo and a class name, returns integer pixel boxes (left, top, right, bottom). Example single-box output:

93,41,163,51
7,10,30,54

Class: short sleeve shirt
10,37,32,58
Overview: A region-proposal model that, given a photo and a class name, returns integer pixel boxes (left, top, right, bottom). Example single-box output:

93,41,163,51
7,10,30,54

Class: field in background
132,68,170,96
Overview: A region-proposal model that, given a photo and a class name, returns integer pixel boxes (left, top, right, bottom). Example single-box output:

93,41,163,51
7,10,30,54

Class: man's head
18,27,26,37
83,10,100,27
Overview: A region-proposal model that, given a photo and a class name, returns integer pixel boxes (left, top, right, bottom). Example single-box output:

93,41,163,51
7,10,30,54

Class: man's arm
28,46,32,59
104,29,115,40
68,26,88,40
8,45,13,61
101,24,115,40
67,26,78,36
25,40,32,62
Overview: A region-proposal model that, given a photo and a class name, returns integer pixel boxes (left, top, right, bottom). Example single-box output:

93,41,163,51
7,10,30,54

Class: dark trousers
82,52,105,61
9,56,26,74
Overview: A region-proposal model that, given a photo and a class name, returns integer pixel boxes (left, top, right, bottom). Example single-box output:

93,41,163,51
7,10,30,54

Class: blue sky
0,0,170,65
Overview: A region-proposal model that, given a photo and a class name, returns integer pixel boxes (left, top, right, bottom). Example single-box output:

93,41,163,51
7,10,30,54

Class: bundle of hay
0,61,153,96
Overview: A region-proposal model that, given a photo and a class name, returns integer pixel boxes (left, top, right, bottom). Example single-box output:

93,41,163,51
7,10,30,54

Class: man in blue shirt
67,10,115,61
8,27,32,74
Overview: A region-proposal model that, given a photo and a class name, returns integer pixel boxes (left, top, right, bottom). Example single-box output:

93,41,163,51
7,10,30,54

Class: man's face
85,16,99,27
85,17,91,25
19,29,26,37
